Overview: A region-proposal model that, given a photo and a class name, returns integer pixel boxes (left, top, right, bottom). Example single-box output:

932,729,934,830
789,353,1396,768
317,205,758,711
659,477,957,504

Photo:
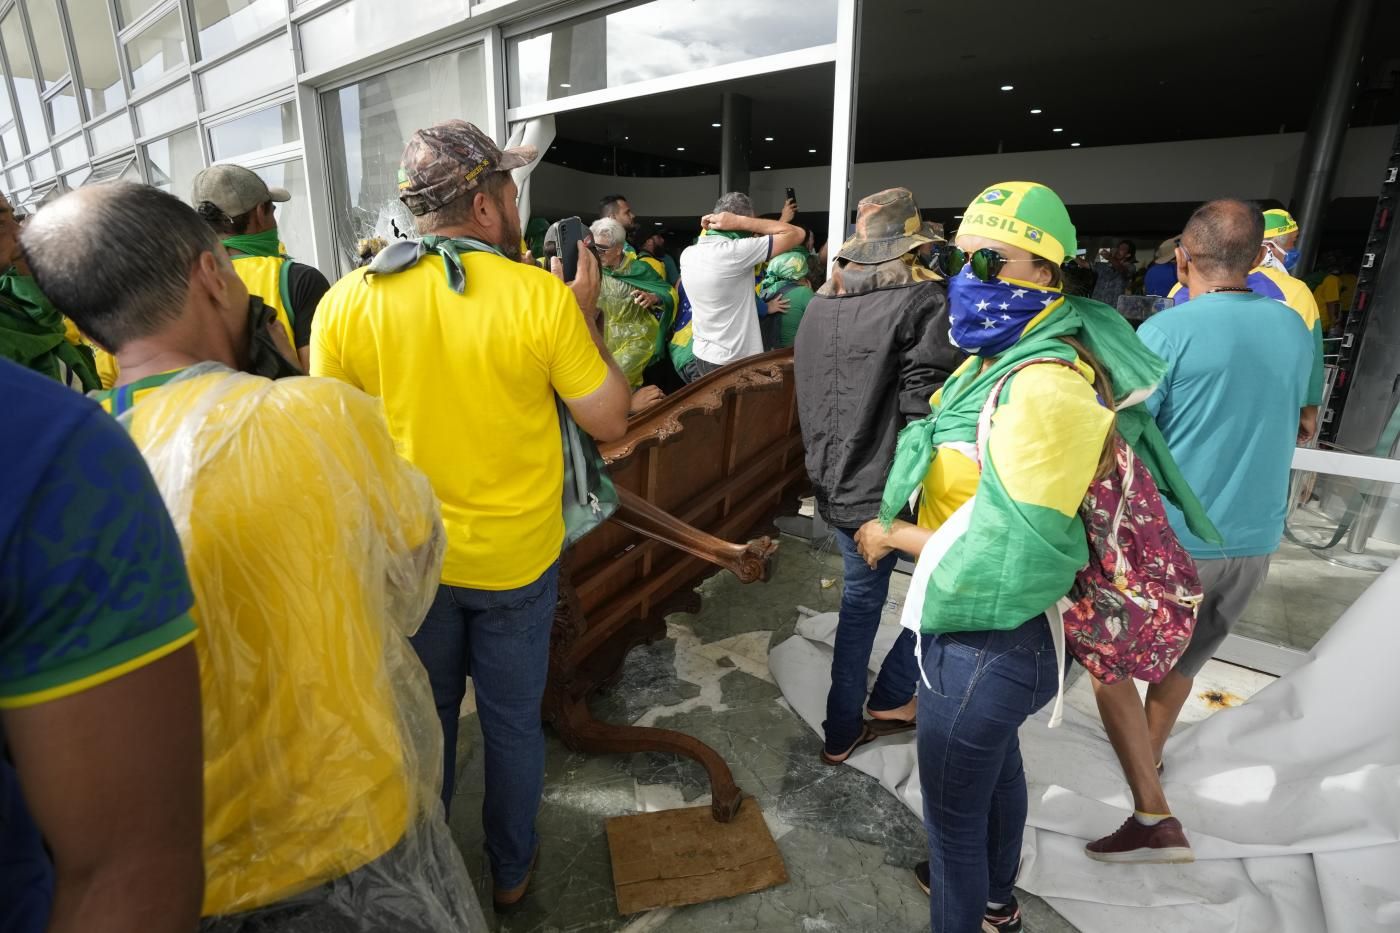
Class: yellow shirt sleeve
309,280,354,385
547,280,610,400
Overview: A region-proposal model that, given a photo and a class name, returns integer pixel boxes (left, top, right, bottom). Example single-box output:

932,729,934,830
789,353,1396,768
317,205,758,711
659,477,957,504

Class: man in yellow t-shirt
312,120,631,913
22,182,486,932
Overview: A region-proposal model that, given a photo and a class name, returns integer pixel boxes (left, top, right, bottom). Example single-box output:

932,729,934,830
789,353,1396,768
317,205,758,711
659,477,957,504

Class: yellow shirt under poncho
109,369,451,917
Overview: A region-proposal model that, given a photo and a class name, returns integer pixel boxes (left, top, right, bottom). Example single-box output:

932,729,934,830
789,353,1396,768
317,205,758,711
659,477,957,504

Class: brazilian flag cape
881,294,1220,635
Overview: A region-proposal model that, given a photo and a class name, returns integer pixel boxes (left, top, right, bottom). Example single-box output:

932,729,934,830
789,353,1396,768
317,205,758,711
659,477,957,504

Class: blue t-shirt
0,358,195,709
1143,262,1178,298
1138,292,1313,558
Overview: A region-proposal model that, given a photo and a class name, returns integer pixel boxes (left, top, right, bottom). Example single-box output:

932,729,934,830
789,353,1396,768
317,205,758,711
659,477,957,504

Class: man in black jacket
794,188,961,764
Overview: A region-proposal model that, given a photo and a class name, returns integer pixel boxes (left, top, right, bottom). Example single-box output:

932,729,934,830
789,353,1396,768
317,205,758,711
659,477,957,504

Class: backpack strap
974,356,1083,470
278,258,295,330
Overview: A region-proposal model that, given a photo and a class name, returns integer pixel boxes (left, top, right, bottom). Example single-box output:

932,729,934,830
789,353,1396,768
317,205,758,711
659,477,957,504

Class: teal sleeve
1307,320,1324,407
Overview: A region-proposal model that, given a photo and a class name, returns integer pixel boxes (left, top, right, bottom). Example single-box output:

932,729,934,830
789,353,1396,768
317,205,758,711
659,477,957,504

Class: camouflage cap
836,188,931,264
397,119,537,216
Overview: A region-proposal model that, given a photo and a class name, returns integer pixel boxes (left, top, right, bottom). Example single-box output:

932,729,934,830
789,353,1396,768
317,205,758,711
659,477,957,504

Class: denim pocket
924,634,981,700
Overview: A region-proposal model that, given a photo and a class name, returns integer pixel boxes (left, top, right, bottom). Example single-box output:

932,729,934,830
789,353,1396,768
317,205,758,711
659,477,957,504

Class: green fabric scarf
880,294,1219,545
0,269,100,391
221,228,284,259
364,235,506,294
759,249,809,300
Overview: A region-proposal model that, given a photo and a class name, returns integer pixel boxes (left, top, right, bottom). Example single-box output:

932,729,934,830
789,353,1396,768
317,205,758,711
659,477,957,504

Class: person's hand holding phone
780,198,798,224
553,239,601,317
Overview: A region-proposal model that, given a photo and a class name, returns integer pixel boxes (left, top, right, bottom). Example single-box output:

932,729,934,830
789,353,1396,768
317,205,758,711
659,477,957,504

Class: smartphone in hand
785,186,797,205
556,216,587,281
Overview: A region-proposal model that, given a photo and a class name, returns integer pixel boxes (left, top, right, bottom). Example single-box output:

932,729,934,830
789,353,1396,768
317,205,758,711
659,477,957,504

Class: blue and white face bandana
946,267,1063,356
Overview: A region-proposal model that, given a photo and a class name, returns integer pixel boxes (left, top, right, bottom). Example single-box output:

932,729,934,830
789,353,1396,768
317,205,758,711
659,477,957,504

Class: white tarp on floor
769,564,1400,932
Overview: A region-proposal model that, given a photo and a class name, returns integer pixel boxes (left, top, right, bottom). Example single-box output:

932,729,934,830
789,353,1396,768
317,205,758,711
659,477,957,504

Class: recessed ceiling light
1000,84,1013,91
559,83,571,88
1029,108,1042,114
1052,127,1063,133
953,214,963,219
763,165,771,169
711,122,721,127
624,135,629,140
764,136,774,142
676,146,686,151
808,148,817,153
654,221,662,226
1070,142,1081,147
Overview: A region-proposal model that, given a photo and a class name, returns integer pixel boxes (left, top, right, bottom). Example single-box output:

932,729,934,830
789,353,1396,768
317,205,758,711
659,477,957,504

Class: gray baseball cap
190,164,290,217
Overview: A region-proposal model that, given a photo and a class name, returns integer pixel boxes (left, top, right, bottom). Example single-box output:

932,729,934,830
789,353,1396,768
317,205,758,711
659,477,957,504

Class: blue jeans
824,526,918,754
410,562,559,889
917,615,1059,933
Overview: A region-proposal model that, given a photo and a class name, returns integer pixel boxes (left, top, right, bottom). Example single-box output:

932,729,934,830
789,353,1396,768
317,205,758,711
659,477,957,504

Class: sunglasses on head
928,244,1044,282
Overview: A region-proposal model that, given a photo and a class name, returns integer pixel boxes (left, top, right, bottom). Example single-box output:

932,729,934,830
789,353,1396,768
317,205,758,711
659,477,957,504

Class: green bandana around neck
0,268,100,391
702,229,750,241
364,235,507,294
222,228,285,259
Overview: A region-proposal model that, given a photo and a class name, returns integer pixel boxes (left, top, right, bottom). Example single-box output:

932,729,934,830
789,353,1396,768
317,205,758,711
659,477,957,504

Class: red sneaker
1086,816,1194,864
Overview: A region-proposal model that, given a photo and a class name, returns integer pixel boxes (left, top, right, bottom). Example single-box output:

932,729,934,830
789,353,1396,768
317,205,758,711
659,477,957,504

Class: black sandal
820,726,874,765
864,716,916,738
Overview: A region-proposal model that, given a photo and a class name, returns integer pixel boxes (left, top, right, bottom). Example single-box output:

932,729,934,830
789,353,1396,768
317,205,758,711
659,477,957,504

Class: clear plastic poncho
118,364,487,932
598,273,661,388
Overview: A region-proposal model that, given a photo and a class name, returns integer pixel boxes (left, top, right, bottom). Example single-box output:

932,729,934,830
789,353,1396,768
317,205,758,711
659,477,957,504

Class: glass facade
192,0,283,60
320,43,488,272
0,0,844,277
507,0,838,108
124,7,185,88
207,99,296,160
3,7,48,147
68,0,123,116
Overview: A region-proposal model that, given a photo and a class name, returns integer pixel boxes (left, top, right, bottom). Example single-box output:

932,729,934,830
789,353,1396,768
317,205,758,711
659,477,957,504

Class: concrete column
720,92,751,198
1289,0,1374,273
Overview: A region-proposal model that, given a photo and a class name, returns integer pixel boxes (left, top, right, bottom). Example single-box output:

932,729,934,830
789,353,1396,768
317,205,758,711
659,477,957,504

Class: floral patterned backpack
977,356,1203,687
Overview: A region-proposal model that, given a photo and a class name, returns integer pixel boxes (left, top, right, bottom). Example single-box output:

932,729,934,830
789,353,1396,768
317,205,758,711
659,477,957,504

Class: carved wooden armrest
613,487,778,583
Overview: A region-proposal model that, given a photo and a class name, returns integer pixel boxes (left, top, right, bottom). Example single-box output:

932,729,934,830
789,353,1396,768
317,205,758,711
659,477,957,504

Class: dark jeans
679,356,725,383
0,760,51,933
917,615,1058,933
823,526,918,754
409,562,558,889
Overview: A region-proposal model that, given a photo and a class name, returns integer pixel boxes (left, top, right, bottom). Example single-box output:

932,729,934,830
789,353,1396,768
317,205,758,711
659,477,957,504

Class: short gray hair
713,191,754,216
590,217,626,248
22,183,226,351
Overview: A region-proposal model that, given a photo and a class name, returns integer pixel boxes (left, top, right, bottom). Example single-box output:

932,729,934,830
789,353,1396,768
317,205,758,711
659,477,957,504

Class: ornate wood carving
543,349,806,822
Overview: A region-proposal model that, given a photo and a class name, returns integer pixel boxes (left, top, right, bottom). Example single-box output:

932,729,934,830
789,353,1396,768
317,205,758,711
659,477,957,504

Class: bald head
22,183,227,351
1180,199,1264,279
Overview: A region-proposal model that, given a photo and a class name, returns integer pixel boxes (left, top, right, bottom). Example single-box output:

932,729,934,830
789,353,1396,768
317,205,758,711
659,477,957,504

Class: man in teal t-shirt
1135,200,1312,775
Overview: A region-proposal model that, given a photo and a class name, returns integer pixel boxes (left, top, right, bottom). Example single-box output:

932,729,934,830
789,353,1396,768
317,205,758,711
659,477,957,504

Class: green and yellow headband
957,181,1077,266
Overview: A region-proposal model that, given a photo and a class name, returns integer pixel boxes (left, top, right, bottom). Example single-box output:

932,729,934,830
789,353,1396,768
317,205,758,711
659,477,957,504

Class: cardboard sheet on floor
605,798,787,914
769,564,1400,933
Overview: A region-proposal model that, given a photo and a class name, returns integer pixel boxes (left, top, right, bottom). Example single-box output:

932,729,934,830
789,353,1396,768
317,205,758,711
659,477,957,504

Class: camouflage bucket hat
836,188,932,264
398,119,537,217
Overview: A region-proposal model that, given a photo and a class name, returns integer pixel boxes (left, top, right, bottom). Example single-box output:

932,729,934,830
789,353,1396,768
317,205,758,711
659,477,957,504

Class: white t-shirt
680,234,773,365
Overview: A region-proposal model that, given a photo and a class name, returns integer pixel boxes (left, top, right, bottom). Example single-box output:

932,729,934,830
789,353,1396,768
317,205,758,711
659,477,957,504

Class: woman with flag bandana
854,181,1216,933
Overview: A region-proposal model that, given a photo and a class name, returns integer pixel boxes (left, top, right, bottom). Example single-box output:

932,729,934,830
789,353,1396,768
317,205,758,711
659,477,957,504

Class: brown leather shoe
492,846,541,914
